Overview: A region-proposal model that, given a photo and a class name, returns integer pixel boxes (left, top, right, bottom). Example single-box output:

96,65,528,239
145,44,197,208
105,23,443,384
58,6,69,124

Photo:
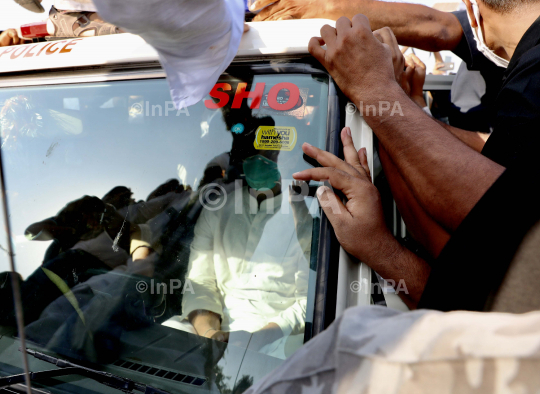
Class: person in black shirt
253,0,505,133
419,6,540,311
448,10,505,133
293,0,540,312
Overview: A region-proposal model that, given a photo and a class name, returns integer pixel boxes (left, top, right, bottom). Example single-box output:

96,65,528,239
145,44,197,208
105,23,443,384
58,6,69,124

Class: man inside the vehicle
294,0,540,312
180,118,311,360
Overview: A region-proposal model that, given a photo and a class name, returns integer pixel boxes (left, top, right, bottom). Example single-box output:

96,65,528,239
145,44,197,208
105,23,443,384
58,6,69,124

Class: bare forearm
189,310,221,336
250,323,283,350
364,236,430,309
358,85,504,232
435,119,489,152
328,0,463,51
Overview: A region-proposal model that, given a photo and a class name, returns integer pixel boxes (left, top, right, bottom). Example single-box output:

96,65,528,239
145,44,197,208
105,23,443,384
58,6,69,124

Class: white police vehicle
0,20,452,394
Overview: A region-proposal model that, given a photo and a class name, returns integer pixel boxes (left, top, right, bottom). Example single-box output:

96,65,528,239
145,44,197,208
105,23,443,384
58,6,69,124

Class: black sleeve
418,164,540,312
451,10,487,71
481,45,540,168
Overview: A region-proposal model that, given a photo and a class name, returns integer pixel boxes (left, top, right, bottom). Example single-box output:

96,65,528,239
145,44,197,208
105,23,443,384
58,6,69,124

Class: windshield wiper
0,349,172,394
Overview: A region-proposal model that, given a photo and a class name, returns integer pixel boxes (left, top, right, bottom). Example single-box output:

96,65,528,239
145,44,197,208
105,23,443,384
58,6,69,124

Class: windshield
0,66,329,393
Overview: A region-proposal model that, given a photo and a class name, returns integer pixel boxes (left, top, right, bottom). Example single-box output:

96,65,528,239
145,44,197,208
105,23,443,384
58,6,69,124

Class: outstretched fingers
340,127,371,180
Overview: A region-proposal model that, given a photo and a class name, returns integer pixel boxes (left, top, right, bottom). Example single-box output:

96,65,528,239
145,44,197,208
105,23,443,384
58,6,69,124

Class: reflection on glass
0,69,328,394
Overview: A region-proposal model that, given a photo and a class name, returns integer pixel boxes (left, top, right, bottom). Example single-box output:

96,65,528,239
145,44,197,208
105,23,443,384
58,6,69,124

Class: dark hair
102,186,132,209
481,0,533,13
229,115,276,163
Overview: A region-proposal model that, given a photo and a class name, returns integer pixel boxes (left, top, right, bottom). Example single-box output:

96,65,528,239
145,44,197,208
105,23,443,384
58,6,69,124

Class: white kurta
182,186,310,338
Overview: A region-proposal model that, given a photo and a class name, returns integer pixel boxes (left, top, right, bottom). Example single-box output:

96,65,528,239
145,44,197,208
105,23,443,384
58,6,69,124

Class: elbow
432,13,463,52
410,13,463,52
432,27,462,52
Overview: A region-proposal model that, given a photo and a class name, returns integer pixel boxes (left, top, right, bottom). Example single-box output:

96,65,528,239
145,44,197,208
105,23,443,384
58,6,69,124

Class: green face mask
243,155,281,191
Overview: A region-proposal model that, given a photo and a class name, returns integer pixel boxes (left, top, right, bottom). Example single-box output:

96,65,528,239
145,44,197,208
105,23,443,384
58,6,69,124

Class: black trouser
0,249,110,328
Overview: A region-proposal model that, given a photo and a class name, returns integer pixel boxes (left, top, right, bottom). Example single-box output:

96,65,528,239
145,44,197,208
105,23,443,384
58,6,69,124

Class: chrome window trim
0,61,455,89
335,106,374,317
0,67,166,88
0,55,315,89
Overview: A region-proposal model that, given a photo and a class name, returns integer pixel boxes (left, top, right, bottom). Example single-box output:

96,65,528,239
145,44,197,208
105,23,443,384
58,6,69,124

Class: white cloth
162,315,198,334
450,62,487,113
54,0,97,12
467,0,509,68
245,306,540,394
91,0,245,109
181,186,310,338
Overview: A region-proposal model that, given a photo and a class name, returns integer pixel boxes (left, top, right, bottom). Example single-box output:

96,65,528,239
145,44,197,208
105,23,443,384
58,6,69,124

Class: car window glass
0,70,328,393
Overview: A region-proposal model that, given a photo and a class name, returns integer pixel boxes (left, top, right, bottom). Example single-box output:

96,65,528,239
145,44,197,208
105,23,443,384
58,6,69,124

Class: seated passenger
179,125,311,359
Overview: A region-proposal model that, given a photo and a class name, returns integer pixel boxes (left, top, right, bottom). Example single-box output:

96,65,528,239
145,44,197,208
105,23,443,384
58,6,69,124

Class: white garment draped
91,0,245,109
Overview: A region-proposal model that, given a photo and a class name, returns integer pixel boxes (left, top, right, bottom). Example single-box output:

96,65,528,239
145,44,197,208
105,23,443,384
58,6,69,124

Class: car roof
0,19,335,74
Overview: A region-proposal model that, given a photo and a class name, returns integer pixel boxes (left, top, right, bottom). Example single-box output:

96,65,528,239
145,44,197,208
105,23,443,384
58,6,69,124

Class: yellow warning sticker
254,126,297,151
